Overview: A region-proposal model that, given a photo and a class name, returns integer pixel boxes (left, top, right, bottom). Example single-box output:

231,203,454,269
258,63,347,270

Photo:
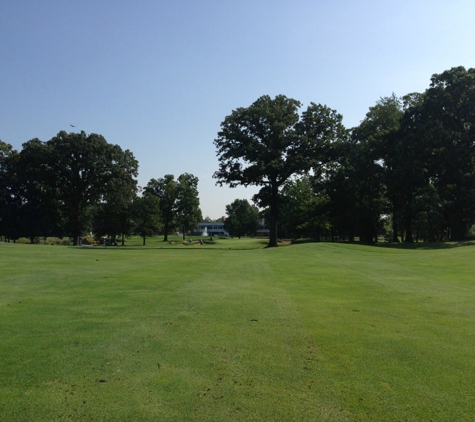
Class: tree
278,177,329,240
20,131,138,245
132,193,161,245
94,176,138,246
224,199,258,238
385,94,435,243
379,68,475,242
145,173,202,241
145,175,178,241
176,173,202,240
418,67,475,240
214,95,346,247
14,138,62,242
352,94,403,242
0,141,21,241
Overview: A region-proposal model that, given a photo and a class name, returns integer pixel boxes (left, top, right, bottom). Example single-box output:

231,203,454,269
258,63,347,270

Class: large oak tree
214,94,346,247
20,131,138,245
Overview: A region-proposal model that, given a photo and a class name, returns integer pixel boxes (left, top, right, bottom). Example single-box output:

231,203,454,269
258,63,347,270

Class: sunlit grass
1,240,475,421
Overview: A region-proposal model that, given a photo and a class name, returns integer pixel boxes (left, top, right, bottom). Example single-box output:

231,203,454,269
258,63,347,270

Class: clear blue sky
2,0,474,219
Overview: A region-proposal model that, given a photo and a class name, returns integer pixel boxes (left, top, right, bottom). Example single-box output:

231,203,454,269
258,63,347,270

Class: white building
194,222,230,237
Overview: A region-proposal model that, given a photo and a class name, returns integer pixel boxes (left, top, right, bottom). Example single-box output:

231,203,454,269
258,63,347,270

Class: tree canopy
144,173,201,241
214,94,347,247
2,66,475,245
13,131,138,245
132,193,161,245
176,173,202,240
224,199,258,239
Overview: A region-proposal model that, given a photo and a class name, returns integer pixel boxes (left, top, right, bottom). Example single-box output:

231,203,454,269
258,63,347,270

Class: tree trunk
267,185,279,247
73,233,81,246
348,226,355,242
404,215,414,243
268,212,278,247
268,203,278,247
392,215,399,242
448,211,467,241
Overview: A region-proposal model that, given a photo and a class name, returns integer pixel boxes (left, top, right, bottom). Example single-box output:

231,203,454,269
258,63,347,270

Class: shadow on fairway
373,240,475,250
79,239,475,251
81,244,268,251
288,238,475,250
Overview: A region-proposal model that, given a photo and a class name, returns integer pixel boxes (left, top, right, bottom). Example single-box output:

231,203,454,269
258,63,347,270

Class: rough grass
1,239,475,421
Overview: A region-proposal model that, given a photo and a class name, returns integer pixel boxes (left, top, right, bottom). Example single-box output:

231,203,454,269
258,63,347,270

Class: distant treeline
0,131,201,245
2,66,475,245
214,66,475,244
289,66,475,243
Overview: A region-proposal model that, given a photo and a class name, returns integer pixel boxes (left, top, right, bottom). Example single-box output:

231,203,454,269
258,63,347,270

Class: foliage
132,193,161,245
376,67,475,242
17,131,138,245
224,198,258,238
3,66,475,245
214,94,346,247
420,67,475,240
145,173,202,241
176,173,202,240
0,141,21,241
279,176,329,240
342,98,398,243
94,177,138,246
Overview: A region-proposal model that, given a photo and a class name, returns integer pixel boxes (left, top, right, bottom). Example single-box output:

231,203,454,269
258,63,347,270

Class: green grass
1,240,475,421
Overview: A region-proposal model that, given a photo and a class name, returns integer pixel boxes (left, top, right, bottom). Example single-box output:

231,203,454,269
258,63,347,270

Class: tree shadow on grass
286,238,475,250
81,239,475,251
372,240,475,250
